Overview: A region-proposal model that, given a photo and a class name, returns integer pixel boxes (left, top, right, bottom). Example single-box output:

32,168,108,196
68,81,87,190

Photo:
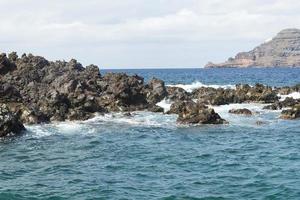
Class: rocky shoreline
1,52,300,137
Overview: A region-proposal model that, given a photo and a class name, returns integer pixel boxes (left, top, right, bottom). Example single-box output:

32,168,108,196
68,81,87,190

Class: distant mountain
205,28,300,68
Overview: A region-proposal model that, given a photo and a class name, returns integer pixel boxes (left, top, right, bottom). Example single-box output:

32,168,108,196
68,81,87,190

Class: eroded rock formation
206,29,300,68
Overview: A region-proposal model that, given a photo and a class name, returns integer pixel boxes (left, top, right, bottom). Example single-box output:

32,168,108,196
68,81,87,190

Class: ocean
1,68,300,199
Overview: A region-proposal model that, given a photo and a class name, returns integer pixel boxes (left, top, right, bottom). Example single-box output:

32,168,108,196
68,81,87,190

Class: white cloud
0,0,299,67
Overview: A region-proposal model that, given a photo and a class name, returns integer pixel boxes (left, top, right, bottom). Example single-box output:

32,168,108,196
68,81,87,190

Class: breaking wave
278,92,300,101
167,81,235,92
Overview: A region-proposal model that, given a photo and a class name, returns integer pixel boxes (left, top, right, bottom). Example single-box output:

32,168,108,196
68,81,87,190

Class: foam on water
278,92,300,101
167,81,235,92
87,112,177,128
212,103,281,127
25,112,178,138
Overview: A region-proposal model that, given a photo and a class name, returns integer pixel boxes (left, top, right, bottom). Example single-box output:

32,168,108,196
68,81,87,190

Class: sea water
0,68,300,199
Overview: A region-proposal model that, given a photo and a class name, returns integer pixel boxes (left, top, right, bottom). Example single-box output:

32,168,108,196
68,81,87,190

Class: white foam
211,103,280,126
85,112,177,128
156,98,173,112
54,122,84,134
26,125,54,138
278,92,300,101
167,81,235,92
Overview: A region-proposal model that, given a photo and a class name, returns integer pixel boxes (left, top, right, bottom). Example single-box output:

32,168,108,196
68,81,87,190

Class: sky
0,0,300,68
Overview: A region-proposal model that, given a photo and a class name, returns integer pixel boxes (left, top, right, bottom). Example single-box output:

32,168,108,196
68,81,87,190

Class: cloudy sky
0,0,299,68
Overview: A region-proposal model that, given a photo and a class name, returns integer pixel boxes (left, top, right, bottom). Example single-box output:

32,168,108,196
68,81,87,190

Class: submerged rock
229,108,252,115
0,104,25,137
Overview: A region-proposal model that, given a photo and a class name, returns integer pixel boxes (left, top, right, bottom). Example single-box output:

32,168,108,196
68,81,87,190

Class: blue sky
0,0,299,68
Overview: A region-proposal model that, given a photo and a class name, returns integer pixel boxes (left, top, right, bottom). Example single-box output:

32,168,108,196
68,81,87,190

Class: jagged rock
0,104,25,137
166,86,190,101
206,28,300,68
168,100,226,124
229,108,252,115
280,104,300,119
144,78,167,105
0,53,16,75
263,97,299,110
99,73,147,111
191,84,278,105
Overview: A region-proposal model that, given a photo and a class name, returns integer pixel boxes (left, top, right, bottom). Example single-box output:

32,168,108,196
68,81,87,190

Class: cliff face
205,28,300,68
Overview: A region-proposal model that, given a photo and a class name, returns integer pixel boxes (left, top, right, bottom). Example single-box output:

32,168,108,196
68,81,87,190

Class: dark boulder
280,104,300,119
263,98,299,110
144,78,167,105
0,104,25,137
0,53,16,75
229,108,252,115
166,86,190,101
168,100,227,124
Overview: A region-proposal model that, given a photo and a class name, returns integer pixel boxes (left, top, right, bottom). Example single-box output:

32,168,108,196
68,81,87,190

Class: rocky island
206,28,300,68
1,52,300,137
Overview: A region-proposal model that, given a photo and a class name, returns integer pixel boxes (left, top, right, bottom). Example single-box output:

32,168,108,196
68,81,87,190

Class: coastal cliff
206,28,300,68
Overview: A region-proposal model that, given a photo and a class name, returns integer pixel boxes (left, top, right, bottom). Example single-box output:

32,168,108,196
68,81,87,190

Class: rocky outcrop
263,97,299,110
229,108,252,115
0,104,25,137
206,28,300,68
0,52,170,124
144,78,167,105
167,100,227,124
280,104,300,119
1,51,300,134
166,86,190,101
191,84,278,105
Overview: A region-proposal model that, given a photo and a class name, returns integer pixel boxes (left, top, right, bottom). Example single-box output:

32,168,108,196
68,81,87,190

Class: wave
212,103,280,127
26,112,178,138
278,92,300,101
86,112,177,127
167,81,235,92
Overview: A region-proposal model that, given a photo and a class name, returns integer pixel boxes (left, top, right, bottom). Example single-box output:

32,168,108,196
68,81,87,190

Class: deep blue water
1,68,300,200
102,67,300,87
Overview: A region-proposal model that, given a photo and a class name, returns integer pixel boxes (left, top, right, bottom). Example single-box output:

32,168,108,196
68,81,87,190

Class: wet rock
263,97,299,110
229,108,252,115
263,102,282,110
256,121,268,126
148,105,164,113
0,104,25,137
280,104,300,119
169,100,227,124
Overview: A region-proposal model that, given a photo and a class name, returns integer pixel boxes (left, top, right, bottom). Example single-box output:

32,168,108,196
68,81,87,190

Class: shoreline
1,52,300,137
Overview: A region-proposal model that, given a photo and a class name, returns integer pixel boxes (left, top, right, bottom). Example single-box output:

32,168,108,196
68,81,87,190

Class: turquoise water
1,68,300,199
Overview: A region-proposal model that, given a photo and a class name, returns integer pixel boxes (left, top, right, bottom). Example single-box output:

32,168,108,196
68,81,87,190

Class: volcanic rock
229,108,252,115
0,104,25,137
